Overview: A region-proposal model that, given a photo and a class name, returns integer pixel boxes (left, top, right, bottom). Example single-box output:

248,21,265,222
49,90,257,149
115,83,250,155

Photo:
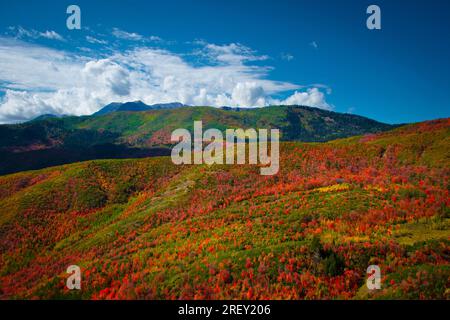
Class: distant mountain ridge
0,104,398,175
93,101,186,115
31,114,68,121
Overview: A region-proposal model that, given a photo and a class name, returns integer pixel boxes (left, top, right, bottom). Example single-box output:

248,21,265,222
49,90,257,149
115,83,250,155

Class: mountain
0,105,395,175
30,114,68,121
0,118,448,299
93,101,186,115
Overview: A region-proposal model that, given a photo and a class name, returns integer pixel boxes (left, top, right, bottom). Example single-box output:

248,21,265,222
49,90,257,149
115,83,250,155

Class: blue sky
0,0,449,124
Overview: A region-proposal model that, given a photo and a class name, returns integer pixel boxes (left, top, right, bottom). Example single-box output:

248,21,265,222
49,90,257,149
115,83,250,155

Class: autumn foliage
0,119,449,299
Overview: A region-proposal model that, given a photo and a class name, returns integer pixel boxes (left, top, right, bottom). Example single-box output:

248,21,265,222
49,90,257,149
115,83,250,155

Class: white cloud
112,28,143,41
0,38,82,91
279,88,331,110
86,35,108,45
7,26,65,41
201,43,269,65
82,59,131,96
231,82,266,106
310,41,318,49
111,28,161,42
0,37,332,123
149,35,163,42
40,30,65,41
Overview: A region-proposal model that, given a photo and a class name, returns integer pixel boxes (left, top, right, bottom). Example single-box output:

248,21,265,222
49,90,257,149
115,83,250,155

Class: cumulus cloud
231,82,266,106
279,88,331,110
82,59,131,96
0,37,332,123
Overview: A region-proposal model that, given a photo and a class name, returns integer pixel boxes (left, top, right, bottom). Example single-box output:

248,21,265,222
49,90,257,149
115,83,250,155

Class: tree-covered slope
75,105,395,145
0,118,448,299
0,105,394,175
